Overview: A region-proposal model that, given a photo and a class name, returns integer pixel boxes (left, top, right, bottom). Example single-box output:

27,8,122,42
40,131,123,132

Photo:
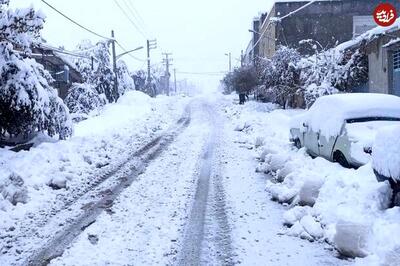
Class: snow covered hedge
229,42,368,108
0,0,72,141
64,83,106,116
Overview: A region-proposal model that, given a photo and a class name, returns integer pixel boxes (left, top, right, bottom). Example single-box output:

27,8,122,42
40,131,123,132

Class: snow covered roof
292,93,400,138
336,17,400,52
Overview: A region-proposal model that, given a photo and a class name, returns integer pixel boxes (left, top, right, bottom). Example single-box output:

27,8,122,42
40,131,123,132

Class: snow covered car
290,93,400,168
372,126,400,205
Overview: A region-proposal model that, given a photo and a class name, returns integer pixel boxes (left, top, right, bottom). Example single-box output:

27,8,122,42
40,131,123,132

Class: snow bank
373,125,400,181
291,93,400,138
224,96,400,263
0,91,188,230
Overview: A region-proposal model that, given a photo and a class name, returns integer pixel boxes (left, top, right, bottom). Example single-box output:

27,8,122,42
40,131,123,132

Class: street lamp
116,46,144,60
225,52,232,72
248,29,275,41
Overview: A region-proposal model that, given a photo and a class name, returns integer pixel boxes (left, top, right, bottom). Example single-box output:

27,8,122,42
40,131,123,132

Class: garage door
394,50,400,96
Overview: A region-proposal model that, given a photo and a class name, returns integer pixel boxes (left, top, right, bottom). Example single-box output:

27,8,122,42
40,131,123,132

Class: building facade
31,47,83,99
365,29,400,97
249,0,400,60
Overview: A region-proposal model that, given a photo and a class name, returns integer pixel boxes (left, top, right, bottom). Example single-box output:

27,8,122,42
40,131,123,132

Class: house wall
366,30,400,95
368,39,390,94
258,6,276,59
259,0,400,58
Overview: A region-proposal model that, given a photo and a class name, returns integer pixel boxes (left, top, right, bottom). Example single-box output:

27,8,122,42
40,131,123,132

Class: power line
40,0,112,41
36,43,95,60
113,0,147,39
250,0,317,53
122,0,149,36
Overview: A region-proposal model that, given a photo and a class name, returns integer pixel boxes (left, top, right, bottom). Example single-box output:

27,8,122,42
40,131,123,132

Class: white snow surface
291,93,400,138
227,96,400,265
372,125,400,181
0,91,188,236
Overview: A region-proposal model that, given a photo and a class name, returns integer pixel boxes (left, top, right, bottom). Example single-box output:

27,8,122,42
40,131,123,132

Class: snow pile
291,93,400,138
224,97,400,263
373,126,400,181
0,91,188,229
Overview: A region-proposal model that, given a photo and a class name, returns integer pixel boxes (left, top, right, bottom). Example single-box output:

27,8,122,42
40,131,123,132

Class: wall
367,30,400,95
258,5,276,59
260,0,400,58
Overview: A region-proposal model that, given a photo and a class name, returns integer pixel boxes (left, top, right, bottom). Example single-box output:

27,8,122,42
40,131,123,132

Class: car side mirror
302,122,309,128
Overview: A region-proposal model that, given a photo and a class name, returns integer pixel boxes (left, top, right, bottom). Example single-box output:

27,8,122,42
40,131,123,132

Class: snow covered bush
116,60,135,95
65,83,106,116
74,40,116,103
299,46,368,107
258,46,302,108
222,65,258,95
253,42,368,108
132,69,146,92
0,1,72,141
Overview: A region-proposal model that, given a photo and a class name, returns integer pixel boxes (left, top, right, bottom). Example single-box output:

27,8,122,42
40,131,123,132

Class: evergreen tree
0,0,72,141
74,40,116,103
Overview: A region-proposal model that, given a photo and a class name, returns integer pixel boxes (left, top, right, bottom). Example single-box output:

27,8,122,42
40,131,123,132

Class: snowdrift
224,96,400,264
0,91,188,230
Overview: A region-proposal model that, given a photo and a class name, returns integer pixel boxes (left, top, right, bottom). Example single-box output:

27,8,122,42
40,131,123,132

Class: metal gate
394,50,400,96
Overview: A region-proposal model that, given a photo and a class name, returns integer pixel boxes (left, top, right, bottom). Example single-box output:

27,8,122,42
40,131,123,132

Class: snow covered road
2,94,353,265
48,96,345,265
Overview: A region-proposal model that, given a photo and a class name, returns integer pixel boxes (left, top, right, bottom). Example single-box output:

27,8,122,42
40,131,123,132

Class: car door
303,123,320,156
318,132,338,160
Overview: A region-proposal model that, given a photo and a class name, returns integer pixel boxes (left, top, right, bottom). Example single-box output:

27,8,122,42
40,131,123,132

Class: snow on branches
0,1,72,141
73,40,116,103
64,83,106,118
240,43,369,109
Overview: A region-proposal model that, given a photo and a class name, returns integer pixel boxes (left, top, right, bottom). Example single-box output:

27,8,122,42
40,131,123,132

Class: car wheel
294,139,301,149
334,151,350,168
392,192,400,207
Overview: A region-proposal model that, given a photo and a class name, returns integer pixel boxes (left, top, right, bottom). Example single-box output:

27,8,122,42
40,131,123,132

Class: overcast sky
11,0,275,92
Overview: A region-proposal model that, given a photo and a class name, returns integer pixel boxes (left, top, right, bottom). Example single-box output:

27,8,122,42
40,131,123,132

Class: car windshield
346,117,400,123
346,118,400,143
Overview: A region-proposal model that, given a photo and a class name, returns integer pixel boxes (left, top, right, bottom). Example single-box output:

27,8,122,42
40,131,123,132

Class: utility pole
228,52,232,72
162,53,173,96
146,39,157,84
111,30,118,102
241,50,244,67
225,52,232,72
173,68,177,94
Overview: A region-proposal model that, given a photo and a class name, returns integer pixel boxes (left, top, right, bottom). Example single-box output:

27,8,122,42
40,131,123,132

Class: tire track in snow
25,107,191,266
177,103,235,266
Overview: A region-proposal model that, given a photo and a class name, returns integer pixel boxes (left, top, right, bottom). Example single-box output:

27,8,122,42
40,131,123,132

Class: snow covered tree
0,0,72,141
222,66,258,95
132,70,147,92
333,47,368,92
298,44,368,107
64,83,106,117
298,49,339,107
74,40,116,103
116,60,135,96
258,46,301,108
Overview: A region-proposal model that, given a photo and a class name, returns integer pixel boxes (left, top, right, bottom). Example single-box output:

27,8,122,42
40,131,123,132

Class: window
394,50,400,72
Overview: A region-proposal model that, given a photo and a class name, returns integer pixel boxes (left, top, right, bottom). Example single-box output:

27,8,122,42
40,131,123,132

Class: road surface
5,98,347,266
